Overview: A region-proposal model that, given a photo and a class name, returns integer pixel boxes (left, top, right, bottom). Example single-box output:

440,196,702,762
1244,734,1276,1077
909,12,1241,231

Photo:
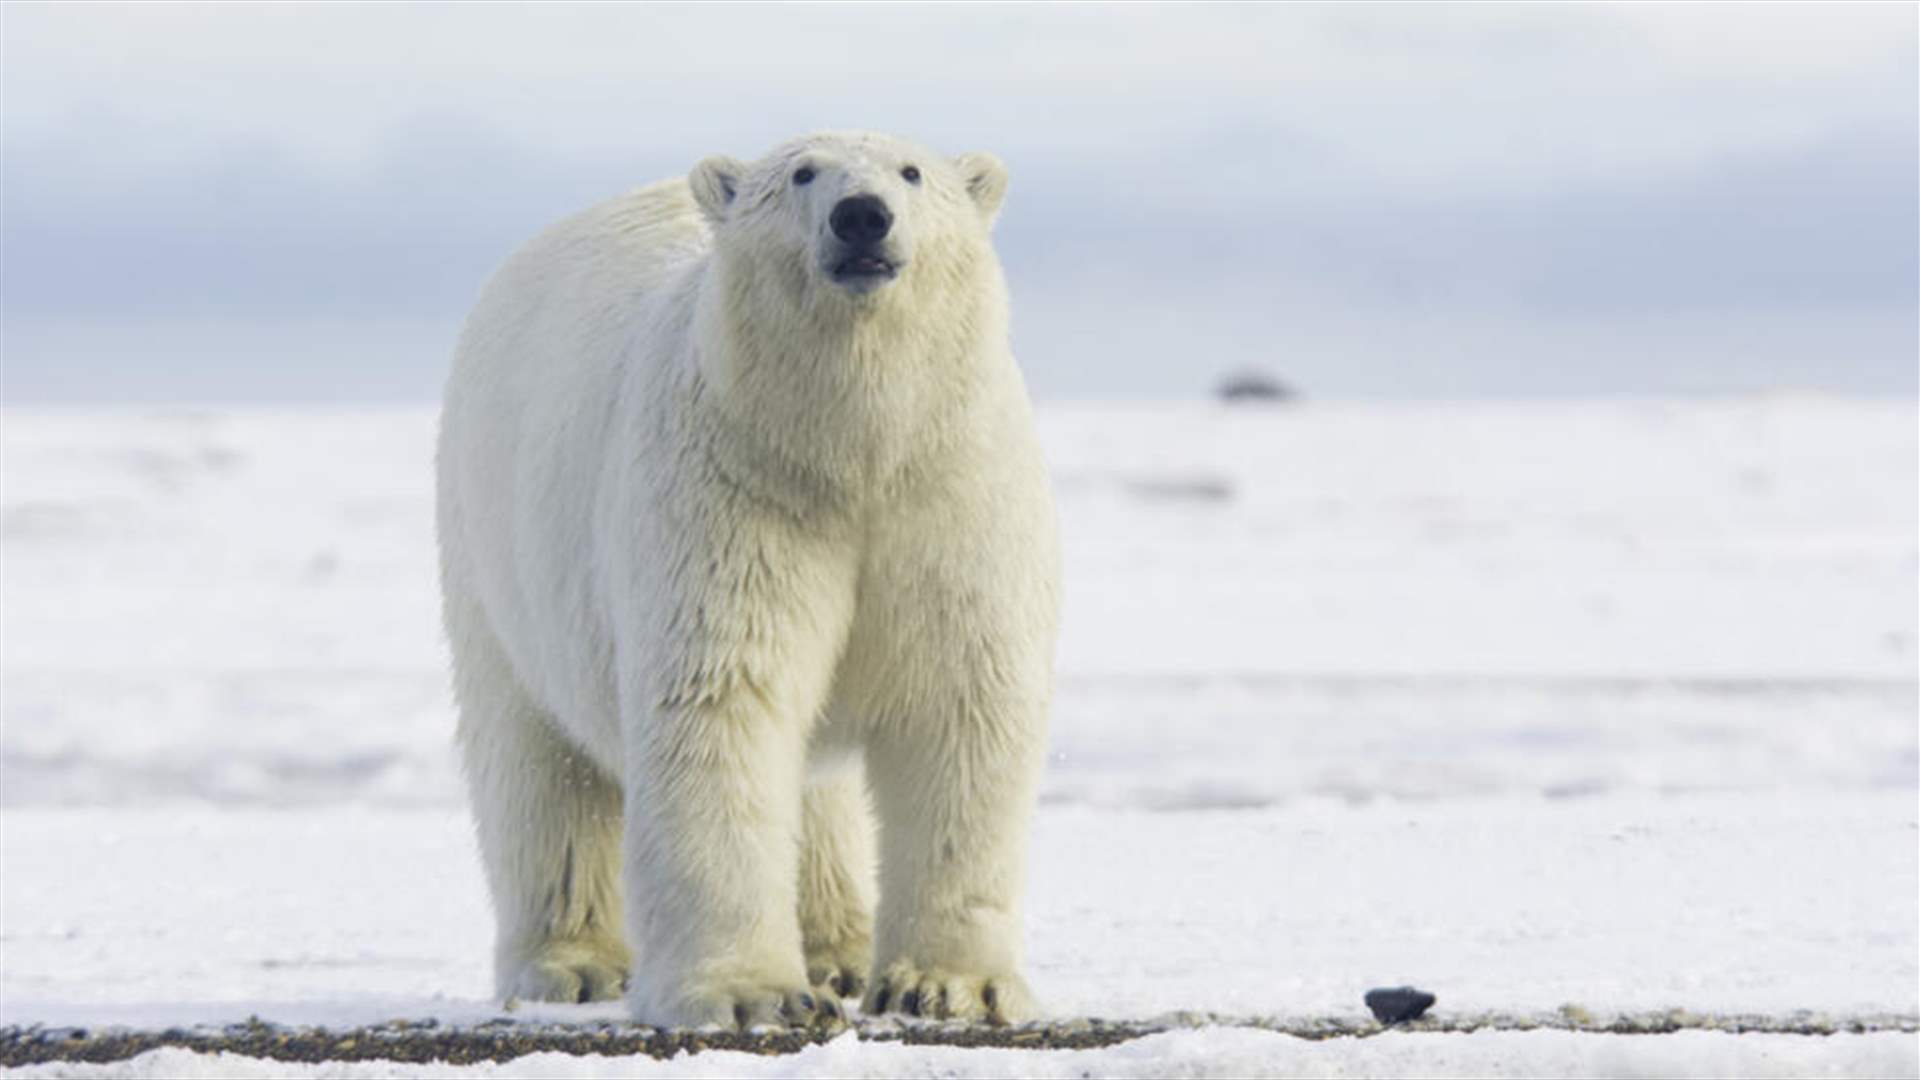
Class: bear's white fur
436,131,1058,1029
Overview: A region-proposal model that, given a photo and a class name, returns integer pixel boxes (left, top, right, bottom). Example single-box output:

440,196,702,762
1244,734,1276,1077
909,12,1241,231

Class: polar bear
435,131,1058,1029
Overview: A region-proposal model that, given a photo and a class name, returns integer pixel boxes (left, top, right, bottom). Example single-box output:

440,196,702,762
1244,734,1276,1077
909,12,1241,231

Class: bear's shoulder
598,179,709,252
495,178,712,301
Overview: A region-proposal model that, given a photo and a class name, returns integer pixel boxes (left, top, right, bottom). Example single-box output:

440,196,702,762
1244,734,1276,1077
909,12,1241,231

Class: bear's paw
662,980,843,1032
863,961,1036,1025
505,949,628,1005
805,937,871,1003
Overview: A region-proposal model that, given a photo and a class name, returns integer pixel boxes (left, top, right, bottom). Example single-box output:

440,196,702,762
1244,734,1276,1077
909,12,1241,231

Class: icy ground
2,397,1916,1077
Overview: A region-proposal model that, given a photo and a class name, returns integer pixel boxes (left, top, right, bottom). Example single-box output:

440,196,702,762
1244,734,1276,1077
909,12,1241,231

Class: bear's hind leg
451,614,629,1004
798,761,875,1008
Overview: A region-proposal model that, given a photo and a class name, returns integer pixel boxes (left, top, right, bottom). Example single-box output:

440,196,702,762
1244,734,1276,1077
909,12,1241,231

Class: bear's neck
690,248,1010,510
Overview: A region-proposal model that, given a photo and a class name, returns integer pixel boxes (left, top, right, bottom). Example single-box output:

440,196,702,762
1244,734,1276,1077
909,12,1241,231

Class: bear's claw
670,982,845,1032
506,957,628,1005
863,961,1035,1025
807,958,868,1002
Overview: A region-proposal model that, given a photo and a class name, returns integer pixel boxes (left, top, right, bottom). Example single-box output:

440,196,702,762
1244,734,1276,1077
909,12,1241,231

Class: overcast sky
2,2,1914,402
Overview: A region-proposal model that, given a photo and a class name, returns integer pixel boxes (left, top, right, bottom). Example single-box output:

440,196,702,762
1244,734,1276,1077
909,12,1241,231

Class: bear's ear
690,155,748,224
954,151,1009,224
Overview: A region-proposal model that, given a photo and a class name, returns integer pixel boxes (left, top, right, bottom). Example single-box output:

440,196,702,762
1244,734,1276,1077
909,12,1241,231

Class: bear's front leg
863,688,1049,1025
622,698,822,1029
853,442,1059,1025
612,503,857,1030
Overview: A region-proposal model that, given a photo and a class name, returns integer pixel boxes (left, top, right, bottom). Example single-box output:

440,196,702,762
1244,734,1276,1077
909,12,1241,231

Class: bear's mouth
831,252,897,283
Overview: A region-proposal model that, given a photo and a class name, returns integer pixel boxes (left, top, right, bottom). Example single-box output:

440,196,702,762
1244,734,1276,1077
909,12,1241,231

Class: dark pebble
1365,987,1437,1024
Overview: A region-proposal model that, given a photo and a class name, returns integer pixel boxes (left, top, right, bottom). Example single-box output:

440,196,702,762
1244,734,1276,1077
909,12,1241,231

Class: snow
3,794,1916,1026
7,1029,1919,1080
2,397,1915,1076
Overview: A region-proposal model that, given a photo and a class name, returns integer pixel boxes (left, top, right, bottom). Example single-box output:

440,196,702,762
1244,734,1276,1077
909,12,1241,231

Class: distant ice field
2,398,1912,809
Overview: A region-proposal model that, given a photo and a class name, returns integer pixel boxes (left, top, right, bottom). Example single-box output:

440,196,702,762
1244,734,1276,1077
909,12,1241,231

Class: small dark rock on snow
1365,987,1437,1024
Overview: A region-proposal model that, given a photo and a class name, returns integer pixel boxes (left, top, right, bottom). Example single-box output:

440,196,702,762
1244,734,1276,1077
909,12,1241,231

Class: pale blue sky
2,3,1914,402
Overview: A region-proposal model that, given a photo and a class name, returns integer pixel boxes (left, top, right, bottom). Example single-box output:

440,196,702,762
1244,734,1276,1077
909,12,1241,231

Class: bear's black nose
830,195,892,245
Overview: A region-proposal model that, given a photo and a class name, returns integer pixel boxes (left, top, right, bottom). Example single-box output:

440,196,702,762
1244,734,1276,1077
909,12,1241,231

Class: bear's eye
792,167,815,186
901,165,921,184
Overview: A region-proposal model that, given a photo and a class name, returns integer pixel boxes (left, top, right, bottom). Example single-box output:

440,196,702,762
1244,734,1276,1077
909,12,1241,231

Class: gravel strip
5,1010,1916,1067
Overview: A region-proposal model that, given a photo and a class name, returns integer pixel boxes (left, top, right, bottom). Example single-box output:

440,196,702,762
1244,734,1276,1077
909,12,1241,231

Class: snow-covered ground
3,398,1916,1077
7,1029,1920,1080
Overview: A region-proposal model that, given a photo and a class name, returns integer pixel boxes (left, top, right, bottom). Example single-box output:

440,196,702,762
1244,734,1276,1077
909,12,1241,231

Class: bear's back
439,178,714,746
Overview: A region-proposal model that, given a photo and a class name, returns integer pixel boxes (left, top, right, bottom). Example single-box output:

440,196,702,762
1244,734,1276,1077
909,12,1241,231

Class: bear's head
689,132,1008,310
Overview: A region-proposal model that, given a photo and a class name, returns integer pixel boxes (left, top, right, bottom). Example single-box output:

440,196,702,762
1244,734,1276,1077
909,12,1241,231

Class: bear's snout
826,193,900,291
829,195,892,246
